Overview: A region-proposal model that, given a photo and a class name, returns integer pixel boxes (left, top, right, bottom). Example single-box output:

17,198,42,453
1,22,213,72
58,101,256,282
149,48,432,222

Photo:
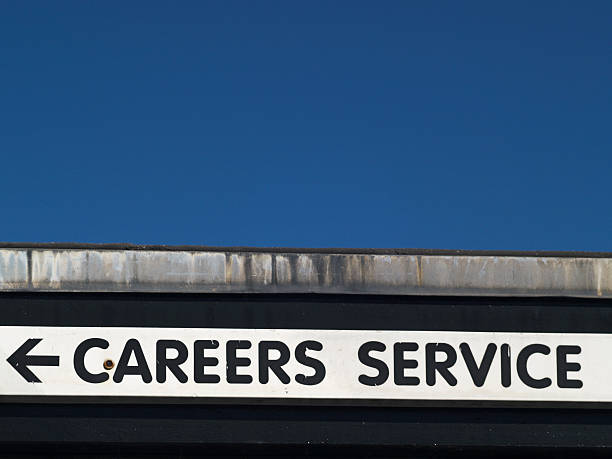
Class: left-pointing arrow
7,338,60,383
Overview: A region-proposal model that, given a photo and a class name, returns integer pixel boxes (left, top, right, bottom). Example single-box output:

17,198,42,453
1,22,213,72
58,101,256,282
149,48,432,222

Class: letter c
74,338,110,383
517,344,552,389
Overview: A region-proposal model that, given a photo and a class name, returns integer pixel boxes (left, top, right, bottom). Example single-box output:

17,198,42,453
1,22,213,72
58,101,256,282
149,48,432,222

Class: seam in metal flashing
1,247,611,298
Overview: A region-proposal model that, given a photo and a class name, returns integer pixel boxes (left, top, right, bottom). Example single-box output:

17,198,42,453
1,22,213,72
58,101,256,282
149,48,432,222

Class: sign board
1,293,611,407
0,326,603,403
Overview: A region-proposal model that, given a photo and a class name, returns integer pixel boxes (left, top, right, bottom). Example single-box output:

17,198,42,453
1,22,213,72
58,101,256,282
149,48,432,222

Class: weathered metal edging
1,248,611,298
2,242,612,258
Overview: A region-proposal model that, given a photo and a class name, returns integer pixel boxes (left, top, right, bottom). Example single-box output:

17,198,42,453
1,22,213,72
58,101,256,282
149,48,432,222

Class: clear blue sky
1,2,610,250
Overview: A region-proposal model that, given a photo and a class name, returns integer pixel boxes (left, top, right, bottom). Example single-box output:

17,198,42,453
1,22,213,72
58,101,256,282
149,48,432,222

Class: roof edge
0,242,611,258
1,247,612,298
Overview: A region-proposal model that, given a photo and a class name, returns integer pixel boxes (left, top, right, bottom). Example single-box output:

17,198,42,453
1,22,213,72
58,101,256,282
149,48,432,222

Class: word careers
1,327,593,402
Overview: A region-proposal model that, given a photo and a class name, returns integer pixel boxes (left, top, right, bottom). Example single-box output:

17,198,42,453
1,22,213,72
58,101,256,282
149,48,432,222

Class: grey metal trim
1,248,611,298
2,242,612,258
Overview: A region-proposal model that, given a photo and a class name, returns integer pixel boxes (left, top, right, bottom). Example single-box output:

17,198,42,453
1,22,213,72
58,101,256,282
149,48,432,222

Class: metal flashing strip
0,247,612,298
1,242,612,257
1,247,611,297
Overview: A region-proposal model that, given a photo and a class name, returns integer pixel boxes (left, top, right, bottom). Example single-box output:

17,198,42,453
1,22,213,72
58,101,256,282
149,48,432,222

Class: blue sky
1,2,610,250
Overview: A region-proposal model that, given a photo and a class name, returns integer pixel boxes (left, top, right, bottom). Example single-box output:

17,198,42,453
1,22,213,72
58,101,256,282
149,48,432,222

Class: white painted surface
0,326,606,402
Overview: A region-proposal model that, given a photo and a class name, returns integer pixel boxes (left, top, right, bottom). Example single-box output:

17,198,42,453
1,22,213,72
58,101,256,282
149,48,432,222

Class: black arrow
7,338,60,383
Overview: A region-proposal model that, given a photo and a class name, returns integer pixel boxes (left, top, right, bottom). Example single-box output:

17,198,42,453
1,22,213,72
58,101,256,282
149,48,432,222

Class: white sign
0,326,605,402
